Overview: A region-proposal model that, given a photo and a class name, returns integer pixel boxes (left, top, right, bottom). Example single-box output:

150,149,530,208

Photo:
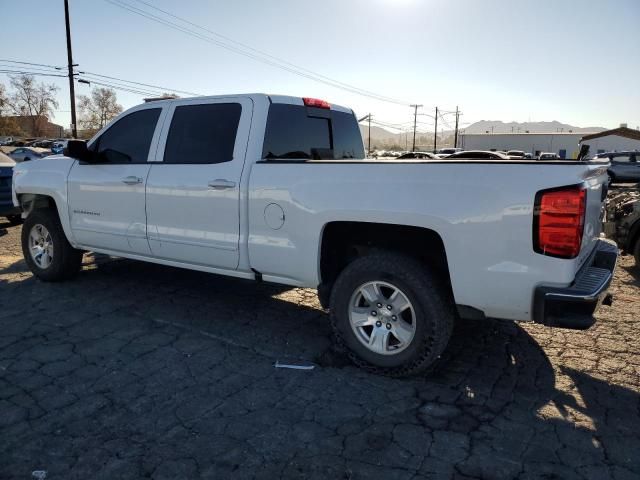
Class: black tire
21,209,83,282
5,215,23,226
330,251,455,377
633,239,640,269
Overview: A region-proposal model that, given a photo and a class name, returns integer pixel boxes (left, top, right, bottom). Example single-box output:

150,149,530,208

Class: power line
438,110,454,130
80,79,159,97
0,69,67,78
79,71,200,96
0,59,63,70
129,0,411,105
0,63,63,75
104,0,412,106
78,78,161,97
3,57,466,132
0,57,200,98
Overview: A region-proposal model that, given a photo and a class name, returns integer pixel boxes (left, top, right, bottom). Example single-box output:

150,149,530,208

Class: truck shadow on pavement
621,261,639,283
0,253,638,478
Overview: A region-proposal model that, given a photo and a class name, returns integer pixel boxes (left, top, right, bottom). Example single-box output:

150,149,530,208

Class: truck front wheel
21,209,83,282
330,251,454,377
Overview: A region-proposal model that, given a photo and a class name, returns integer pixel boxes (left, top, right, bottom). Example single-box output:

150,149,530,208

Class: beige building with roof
580,126,640,156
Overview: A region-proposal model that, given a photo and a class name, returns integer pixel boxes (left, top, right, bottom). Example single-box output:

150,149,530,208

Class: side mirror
64,140,93,161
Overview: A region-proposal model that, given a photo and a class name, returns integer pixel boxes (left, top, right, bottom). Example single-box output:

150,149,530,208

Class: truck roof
142,93,353,114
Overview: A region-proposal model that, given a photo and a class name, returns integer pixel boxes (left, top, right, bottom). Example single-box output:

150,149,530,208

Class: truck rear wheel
330,251,454,377
21,209,83,282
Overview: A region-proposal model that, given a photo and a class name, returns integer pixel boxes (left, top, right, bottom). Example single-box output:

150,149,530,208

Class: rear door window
163,103,242,164
262,104,364,160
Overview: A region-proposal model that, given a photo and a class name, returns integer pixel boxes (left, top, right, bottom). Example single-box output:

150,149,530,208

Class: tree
0,82,6,113
5,75,59,137
0,82,22,136
78,87,123,133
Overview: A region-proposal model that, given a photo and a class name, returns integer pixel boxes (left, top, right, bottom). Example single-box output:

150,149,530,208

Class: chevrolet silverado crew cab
12,94,618,376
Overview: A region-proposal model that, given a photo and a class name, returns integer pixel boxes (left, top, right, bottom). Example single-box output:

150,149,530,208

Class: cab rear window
262,104,364,160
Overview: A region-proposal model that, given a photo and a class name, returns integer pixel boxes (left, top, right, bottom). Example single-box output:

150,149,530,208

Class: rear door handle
208,179,236,190
122,176,143,185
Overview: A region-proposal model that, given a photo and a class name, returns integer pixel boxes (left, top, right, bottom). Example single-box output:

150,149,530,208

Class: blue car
0,151,22,225
51,140,68,155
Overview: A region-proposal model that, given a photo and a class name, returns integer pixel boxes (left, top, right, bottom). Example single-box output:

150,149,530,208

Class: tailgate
576,162,610,270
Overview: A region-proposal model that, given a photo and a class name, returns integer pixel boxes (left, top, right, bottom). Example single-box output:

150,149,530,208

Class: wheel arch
18,193,77,246
318,221,453,308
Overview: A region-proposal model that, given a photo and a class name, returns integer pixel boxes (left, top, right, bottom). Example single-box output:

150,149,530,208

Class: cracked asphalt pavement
0,221,639,479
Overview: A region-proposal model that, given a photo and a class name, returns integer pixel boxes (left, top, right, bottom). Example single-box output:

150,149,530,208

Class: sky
1,0,639,133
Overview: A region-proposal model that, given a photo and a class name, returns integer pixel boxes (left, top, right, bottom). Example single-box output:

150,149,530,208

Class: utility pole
64,0,77,138
368,113,371,156
453,106,460,149
410,104,422,152
433,106,438,153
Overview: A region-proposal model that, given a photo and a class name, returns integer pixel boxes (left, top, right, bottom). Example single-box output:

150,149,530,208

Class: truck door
145,97,252,269
67,107,163,254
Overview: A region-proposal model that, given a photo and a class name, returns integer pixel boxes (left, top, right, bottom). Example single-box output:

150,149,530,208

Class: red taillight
303,97,330,109
534,187,586,258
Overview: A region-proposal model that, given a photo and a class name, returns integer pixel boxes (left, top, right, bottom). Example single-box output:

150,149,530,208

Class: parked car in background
8,147,50,162
594,151,640,183
396,151,439,159
0,136,15,146
33,140,55,149
52,140,68,154
0,152,21,224
507,150,526,159
437,148,462,156
524,153,533,159
444,150,511,160
538,152,560,160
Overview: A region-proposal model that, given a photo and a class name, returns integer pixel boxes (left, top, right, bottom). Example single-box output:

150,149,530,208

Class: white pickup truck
12,94,618,376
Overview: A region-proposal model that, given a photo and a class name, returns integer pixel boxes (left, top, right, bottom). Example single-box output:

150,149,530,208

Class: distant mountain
359,125,400,142
462,120,606,134
359,120,607,150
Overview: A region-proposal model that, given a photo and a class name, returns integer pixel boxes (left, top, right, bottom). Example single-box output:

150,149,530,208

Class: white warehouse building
459,125,640,159
458,132,593,159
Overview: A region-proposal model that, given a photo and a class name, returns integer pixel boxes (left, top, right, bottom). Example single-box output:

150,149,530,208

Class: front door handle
122,176,143,185
208,179,236,190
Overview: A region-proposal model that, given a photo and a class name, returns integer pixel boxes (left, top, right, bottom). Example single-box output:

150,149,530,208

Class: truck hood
13,155,76,177
12,156,77,208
